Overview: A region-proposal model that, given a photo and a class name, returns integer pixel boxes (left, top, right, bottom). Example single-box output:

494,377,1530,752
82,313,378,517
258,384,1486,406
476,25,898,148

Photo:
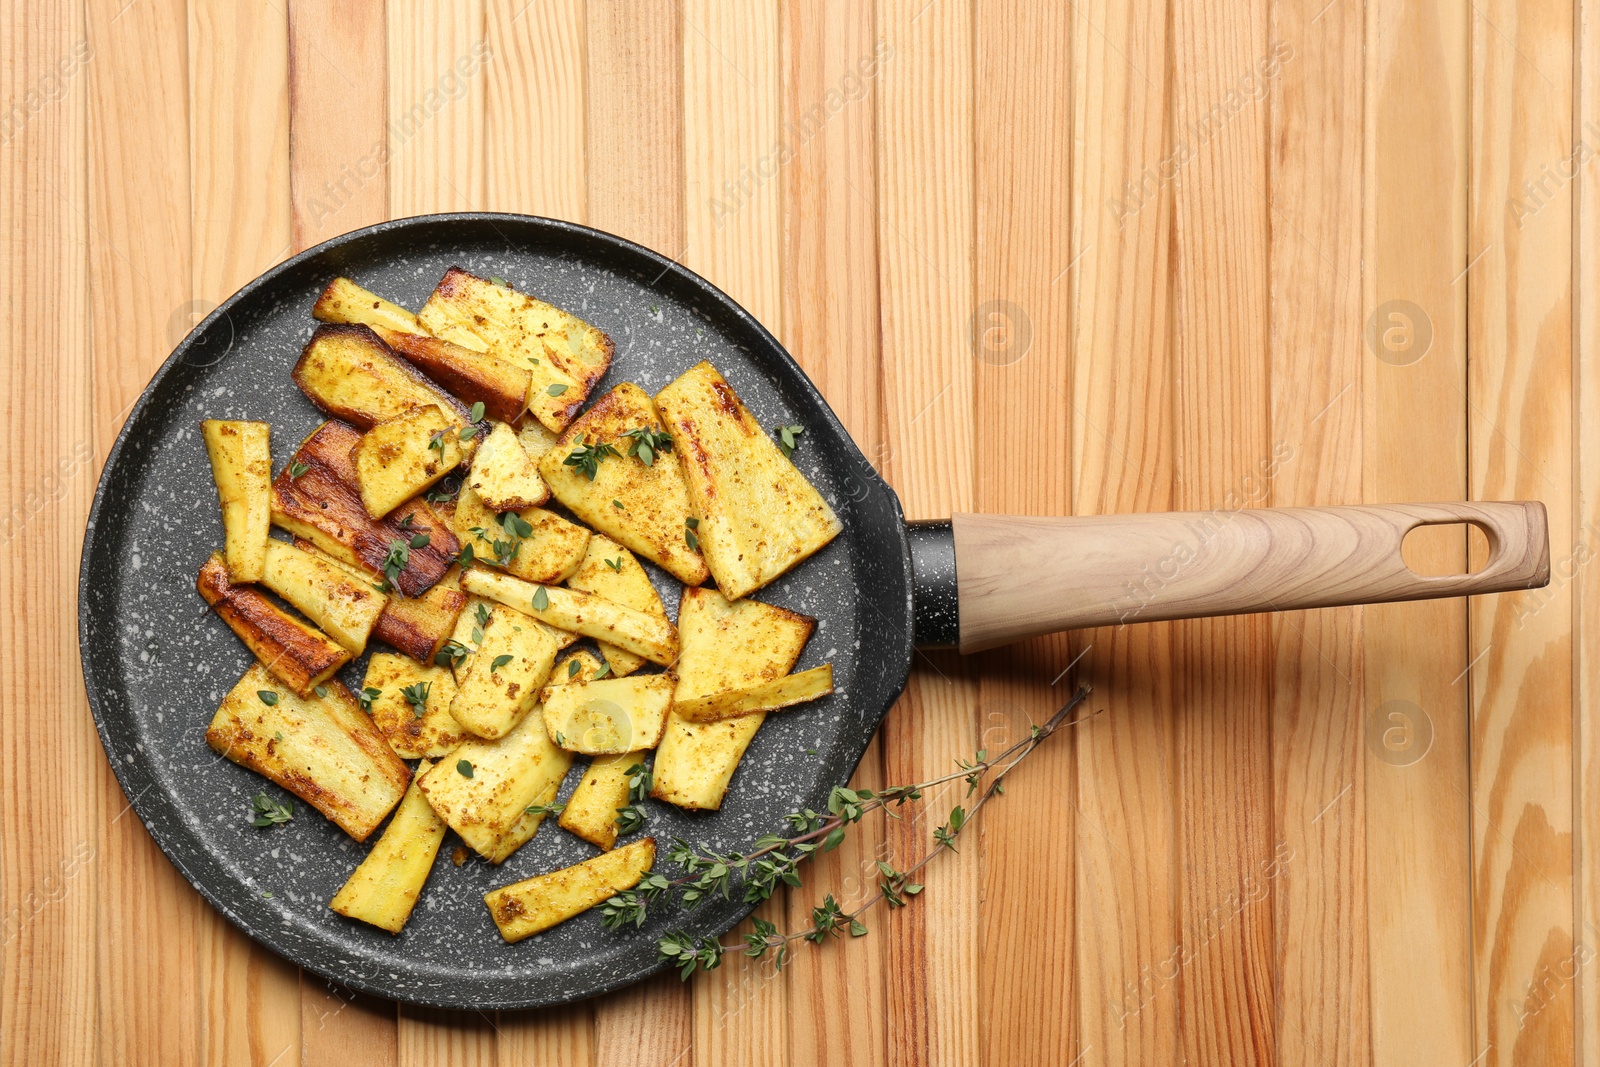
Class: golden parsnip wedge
557,752,642,851
453,486,589,584
197,552,350,696
418,267,613,432
551,648,605,685
538,383,708,585
312,276,427,336
329,762,447,933
363,653,467,759
353,405,463,518
374,326,531,425
292,538,467,665
449,602,559,739
466,421,549,510
206,664,410,841
415,711,572,857
261,539,386,653
292,323,473,432
484,775,561,865
671,664,834,723
483,837,655,943
461,568,678,666
564,535,666,677
651,587,814,810
654,361,841,599
539,674,674,755
201,419,271,582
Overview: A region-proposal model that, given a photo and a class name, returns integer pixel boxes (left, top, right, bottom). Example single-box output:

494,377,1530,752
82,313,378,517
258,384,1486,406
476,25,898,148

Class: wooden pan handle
951,501,1550,653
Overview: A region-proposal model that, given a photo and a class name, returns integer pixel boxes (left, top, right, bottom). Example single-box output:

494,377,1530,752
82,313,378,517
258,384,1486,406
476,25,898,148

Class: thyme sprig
603,685,1095,976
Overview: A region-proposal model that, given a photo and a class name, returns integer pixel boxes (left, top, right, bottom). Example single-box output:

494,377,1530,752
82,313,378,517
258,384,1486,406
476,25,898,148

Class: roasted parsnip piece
654,361,841,599
206,664,410,840
292,538,467,664
483,837,655,943
415,711,572,857
558,751,642,851
312,276,428,336
538,382,708,585
373,326,531,425
453,486,589,584
671,664,834,723
197,552,350,696
293,323,473,432
461,568,678,666
270,421,460,596
484,774,561,865
564,535,667,677
364,653,467,759
330,761,447,933
465,421,549,510
418,267,613,432
449,602,559,739
540,674,674,755
201,419,271,582
260,538,386,653
516,418,559,465
651,587,815,810
353,405,463,518
551,647,606,684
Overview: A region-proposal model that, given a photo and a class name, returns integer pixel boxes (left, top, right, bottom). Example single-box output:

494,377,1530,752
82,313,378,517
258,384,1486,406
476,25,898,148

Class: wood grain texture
1,0,97,1063
387,0,488,217
1067,0,1181,1062
779,1,888,1063
681,5,787,1065
1265,0,1367,1061
971,2,1077,1064
484,0,586,219
1168,0,1277,1060
1468,0,1577,1062
1579,0,1600,1061
953,502,1549,647
874,2,979,1066
85,0,200,1063
1363,0,1475,1061
189,4,303,1062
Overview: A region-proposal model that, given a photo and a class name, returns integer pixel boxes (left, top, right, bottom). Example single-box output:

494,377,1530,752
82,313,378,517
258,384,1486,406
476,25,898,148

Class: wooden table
5,0,1593,1063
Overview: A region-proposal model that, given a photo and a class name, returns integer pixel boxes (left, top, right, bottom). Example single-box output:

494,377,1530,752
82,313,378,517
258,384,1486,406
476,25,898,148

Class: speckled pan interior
79,214,914,1011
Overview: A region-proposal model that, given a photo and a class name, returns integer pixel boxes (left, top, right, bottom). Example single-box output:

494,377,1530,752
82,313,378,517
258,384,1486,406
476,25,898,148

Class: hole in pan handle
908,501,1550,654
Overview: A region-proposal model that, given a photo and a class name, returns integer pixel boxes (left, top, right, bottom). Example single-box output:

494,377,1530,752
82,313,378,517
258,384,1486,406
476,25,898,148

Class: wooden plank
1066,0,1180,1061
1167,0,1276,1061
288,0,388,248
874,1,977,1065
399,1008,497,1067
1578,0,1600,1060
1,0,98,1062
1363,0,1475,1062
286,5,400,1062
584,3,695,1064
970,2,1076,1064
778,1,888,1063
84,0,200,1062
484,0,586,219
1265,1,1367,1063
1467,0,1577,1061
680,5,787,1065
387,0,488,218
188,3,302,1062
481,4,596,1061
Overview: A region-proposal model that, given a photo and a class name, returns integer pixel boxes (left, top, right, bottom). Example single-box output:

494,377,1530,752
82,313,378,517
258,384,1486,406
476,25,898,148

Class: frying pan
79,213,1550,1011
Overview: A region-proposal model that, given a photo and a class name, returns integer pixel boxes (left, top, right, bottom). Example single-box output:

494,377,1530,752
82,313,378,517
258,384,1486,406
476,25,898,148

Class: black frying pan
79,213,1549,1010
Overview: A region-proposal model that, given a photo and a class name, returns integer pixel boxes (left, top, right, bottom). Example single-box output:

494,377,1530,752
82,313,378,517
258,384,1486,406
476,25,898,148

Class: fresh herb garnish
401,681,431,717
612,499,624,510
313,685,329,698
459,402,488,441
563,435,620,481
567,658,581,679
358,686,382,712
547,383,569,397
409,532,430,549
257,690,279,706
380,539,410,592
456,759,475,778
613,763,653,835
288,460,310,479
593,660,613,680
532,585,550,611
249,792,294,828
621,427,673,467
428,430,447,462
489,275,509,287
436,640,470,670
491,654,513,671
684,516,700,551
775,424,805,458
604,556,624,572
525,800,565,817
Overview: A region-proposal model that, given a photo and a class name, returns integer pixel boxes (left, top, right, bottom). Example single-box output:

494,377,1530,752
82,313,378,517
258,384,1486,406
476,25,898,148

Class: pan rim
77,211,914,1010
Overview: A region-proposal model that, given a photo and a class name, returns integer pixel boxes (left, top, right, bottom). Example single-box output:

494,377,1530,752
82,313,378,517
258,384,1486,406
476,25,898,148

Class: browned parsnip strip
461,568,677,666
373,326,531,425
197,552,350,696
293,323,474,432
483,837,655,943
671,664,834,723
